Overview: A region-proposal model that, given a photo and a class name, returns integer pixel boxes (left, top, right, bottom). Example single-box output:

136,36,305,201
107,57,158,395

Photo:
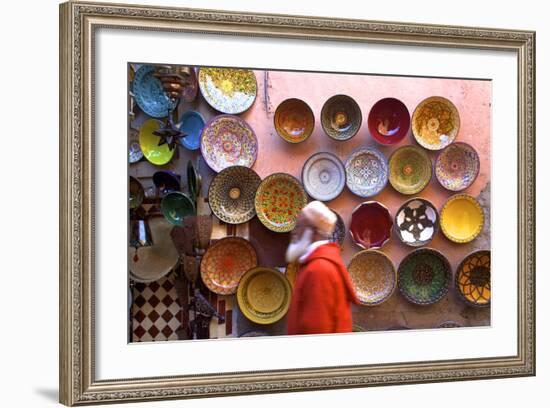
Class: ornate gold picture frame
59,1,535,405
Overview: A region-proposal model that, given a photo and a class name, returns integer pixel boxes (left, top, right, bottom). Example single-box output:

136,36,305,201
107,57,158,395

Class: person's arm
294,261,337,334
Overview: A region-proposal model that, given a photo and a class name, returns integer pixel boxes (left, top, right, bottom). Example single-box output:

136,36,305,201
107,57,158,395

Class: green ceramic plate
160,192,195,226
389,145,432,195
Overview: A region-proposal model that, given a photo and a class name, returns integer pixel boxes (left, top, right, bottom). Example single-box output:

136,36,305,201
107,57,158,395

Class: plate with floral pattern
200,115,258,172
412,96,460,150
435,142,480,191
345,147,389,198
200,237,258,295
348,250,396,306
198,67,257,114
255,173,308,233
389,145,432,195
301,152,346,201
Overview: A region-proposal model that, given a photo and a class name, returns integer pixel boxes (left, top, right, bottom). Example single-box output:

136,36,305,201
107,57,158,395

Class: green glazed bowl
160,192,195,226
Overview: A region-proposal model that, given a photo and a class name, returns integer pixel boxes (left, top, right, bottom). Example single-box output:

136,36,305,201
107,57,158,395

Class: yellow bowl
440,194,484,243
139,119,175,166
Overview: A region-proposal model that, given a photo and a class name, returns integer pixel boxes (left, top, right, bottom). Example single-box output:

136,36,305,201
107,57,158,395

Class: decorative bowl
368,97,410,145
350,201,393,250
301,152,345,201
208,165,262,224
435,142,480,191
200,114,258,173
345,147,389,198
455,250,491,307
237,267,292,325
412,96,460,150
398,247,452,305
198,67,257,114
440,194,484,243
139,119,176,166
160,191,195,226
152,171,180,195
347,250,397,306
388,145,432,195
129,176,144,209
320,94,362,141
394,198,439,247
128,216,179,283
178,110,205,151
128,128,143,163
132,65,176,118
274,98,315,143
255,173,308,233
200,237,258,295
329,209,346,246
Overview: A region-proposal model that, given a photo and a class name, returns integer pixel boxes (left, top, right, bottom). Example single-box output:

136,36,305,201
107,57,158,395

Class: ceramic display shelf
198,67,257,114
412,96,460,150
455,250,491,307
388,145,432,195
274,98,315,143
301,152,346,201
368,97,410,145
345,147,389,198
440,193,484,243
394,198,439,247
435,142,480,191
320,94,362,141
132,65,176,118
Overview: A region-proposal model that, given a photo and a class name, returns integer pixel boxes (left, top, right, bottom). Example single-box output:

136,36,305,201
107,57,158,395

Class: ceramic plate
348,250,396,306
368,97,410,145
178,110,205,151
132,65,176,118
255,173,308,233
435,142,480,191
198,67,257,114
389,145,432,195
329,209,346,246
200,115,258,173
274,98,315,143
455,250,491,307
129,176,144,209
345,147,389,197
412,96,460,150
301,152,345,201
398,248,452,305
395,198,439,247
440,194,484,243
200,237,258,295
139,119,176,166
160,192,195,226
237,267,292,325
128,217,179,283
350,201,393,250
320,94,362,141
208,166,262,224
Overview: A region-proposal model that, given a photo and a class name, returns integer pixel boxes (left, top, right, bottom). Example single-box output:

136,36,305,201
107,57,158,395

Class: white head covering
301,201,337,236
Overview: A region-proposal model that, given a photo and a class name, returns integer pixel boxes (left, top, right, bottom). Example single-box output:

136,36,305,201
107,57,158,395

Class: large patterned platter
237,267,292,325
398,248,451,305
412,96,460,150
200,115,258,173
198,67,257,114
320,94,362,141
132,65,176,118
348,250,396,306
345,147,389,198
389,145,432,195
200,237,258,295
301,152,346,201
255,173,308,233
435,142,480,191
455,250,491,307
208,166,262,224
395,198,439,247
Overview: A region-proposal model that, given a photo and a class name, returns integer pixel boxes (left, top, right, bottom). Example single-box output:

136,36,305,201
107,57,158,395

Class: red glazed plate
350,201,393,249
368,97,411,145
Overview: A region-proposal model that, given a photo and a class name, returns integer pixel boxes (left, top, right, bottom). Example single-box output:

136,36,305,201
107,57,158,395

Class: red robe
287,242,359,335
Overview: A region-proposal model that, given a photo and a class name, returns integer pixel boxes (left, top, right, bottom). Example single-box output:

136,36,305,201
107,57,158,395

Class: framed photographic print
59,1,536,405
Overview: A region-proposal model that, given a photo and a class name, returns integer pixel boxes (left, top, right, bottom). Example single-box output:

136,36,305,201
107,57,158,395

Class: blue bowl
178,110,205,150
132,65,176,118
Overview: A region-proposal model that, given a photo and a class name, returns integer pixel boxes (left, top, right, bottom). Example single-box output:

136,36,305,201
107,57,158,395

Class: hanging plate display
440,194,484,243
255,173,308,233
412,96,460,150
178,110,205,151
208,165,262,224
274,98,315,143
139,119,176,166
435,142,480,191
200,237,258,295
394,198,439,247
301,152,346,201
132,65,176,118
329,209,346,246
320,94,362,141
348,250,396,306
455,250,491,307
200,115,258,173
368,97,410,145
198,67,257,114
160,192,195,226
388,145,432,195
398,248,452,305
345,147,389,198
350,201,393,250
237,267,292,325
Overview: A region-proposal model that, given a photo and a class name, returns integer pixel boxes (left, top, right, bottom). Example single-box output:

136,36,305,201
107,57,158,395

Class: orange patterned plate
412,96,460,150
255,173,308,233
348,250,397,306
200,237,258,295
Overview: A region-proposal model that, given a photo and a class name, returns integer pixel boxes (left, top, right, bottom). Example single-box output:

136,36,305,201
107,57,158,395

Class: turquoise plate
178,110,205,151
132,65,176,118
